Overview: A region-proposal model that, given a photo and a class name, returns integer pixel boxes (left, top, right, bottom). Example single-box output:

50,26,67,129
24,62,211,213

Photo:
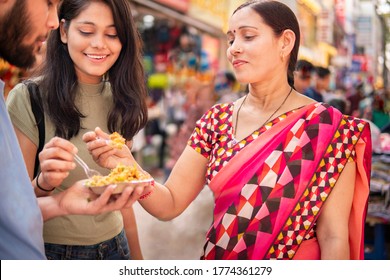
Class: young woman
84,0,372,260
7,0,148,260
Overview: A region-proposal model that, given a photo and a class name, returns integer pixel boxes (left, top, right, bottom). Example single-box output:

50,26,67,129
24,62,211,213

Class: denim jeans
44,229,131,260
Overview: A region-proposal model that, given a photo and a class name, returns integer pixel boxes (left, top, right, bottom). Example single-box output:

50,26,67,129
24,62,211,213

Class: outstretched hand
40,180,144,221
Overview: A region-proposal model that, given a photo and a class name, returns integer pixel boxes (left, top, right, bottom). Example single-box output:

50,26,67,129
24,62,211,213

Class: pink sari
203,103,371,259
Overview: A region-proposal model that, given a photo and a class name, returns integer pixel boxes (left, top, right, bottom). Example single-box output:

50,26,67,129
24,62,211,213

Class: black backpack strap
25,81,45,178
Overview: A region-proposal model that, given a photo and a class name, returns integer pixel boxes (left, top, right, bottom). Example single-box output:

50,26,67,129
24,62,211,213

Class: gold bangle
35,171,55,192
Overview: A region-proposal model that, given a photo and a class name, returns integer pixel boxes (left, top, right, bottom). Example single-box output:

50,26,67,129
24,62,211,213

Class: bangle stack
35,171,55,192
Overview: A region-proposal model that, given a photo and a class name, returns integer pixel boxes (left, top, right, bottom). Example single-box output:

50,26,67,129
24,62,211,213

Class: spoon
74,154,102,178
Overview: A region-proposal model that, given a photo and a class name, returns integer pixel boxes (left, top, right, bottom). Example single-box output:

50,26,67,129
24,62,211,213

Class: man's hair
295,60,314,79
315,66,331,78
296,59,314,72
224,71,236,84
328,98,346,114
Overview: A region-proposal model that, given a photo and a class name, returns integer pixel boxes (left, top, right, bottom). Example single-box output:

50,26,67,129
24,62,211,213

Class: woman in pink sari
84,0,372,259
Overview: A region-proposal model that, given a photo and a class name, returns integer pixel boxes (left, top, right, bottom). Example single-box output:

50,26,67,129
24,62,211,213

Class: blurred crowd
294,59,390,153
139,73,247,180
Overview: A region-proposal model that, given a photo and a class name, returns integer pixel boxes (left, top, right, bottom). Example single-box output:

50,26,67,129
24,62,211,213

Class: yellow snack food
85,163,149,187
109,132,126,149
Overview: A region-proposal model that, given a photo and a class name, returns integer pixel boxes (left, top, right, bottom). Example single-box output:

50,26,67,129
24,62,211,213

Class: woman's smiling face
60,1,122,84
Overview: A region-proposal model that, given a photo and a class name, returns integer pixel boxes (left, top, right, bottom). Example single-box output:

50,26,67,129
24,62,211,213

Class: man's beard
0,0,36,68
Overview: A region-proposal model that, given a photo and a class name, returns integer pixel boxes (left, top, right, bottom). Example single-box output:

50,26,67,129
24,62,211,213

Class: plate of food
84,163,153,195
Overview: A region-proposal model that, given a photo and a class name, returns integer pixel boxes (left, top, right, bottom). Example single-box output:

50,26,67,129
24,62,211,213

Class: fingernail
96,137,110,145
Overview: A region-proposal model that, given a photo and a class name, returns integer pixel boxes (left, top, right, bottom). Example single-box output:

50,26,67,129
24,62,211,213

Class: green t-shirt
6,81,123,245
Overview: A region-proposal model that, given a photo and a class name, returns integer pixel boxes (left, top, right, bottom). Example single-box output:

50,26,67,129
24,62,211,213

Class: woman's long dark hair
36,0,147,140
233,0,300,88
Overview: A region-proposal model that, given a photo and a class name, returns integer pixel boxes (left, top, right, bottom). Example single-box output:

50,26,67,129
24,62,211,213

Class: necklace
233,86,293,144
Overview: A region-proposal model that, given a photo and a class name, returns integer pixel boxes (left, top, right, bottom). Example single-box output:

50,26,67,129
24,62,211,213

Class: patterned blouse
188,102,298,185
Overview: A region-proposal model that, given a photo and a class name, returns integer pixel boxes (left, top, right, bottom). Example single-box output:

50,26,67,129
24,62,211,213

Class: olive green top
6,82,123,245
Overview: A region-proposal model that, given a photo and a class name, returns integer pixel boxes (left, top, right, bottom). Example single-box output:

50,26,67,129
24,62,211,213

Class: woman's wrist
38,192,68,221
139,189,154,200
139,180,155,200
35,171,55,192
